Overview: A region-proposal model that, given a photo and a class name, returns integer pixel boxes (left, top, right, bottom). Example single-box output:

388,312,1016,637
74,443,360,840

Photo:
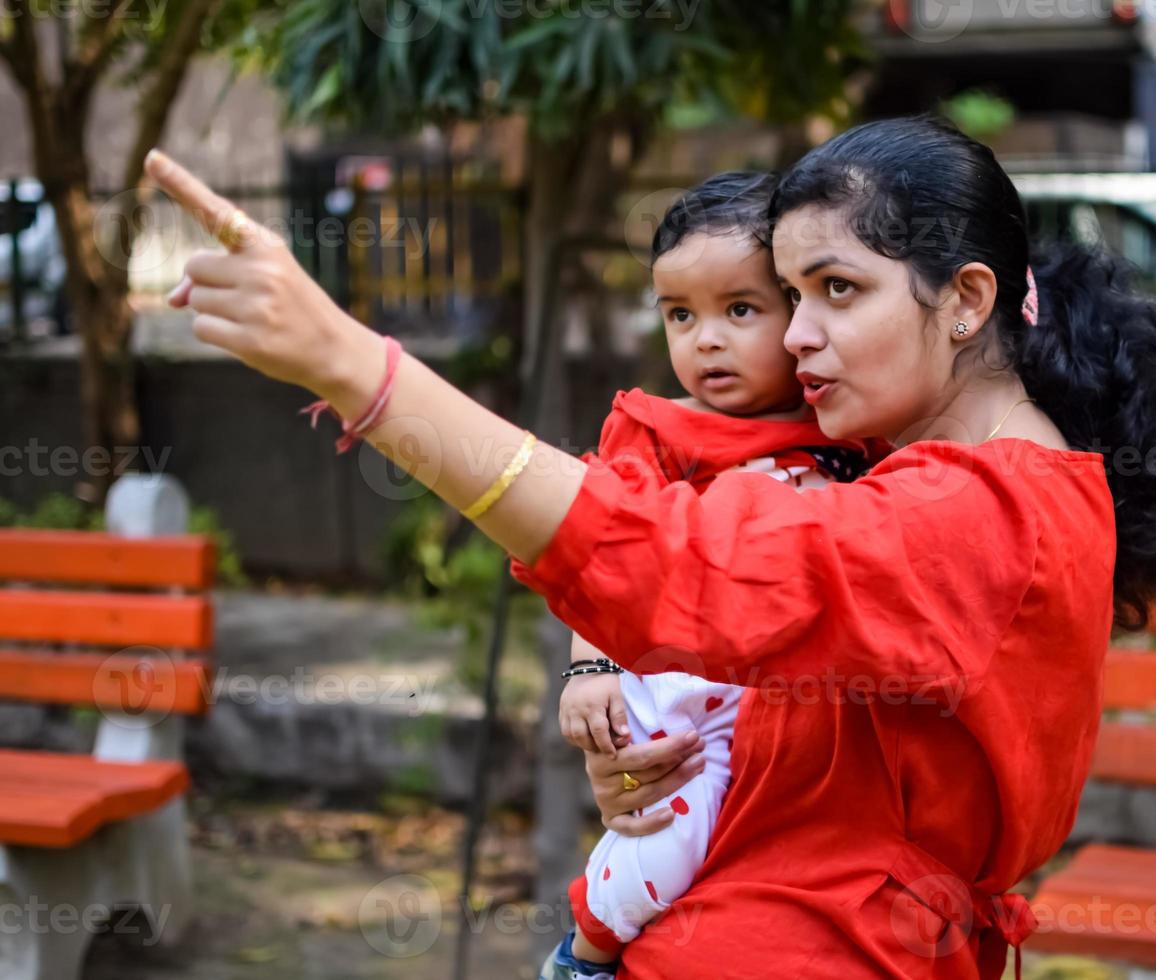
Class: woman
147,115,1156,978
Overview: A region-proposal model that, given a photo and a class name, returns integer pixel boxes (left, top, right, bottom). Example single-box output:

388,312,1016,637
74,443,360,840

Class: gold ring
218,208,253,251
622,771,641,792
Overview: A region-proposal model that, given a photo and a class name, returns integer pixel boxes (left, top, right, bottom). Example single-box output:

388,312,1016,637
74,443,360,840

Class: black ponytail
773,114,1156,630
1018,241,1156,629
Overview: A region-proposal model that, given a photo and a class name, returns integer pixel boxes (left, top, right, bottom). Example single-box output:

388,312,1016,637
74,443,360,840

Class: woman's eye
786,288,801,308
827,278,853,300
729,302,753,318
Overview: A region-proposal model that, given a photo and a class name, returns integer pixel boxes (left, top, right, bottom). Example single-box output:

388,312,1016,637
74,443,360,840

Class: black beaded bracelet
568,657,619,670
561,664,624,679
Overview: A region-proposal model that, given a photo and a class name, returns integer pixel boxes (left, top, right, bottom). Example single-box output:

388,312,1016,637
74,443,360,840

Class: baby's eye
729,302,754,318
827,278,854,300
669,308,692,324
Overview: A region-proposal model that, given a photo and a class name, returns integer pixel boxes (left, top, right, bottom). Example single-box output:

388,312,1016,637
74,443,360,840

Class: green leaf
606,21,635,87
504,16,572,52
301,62,342,117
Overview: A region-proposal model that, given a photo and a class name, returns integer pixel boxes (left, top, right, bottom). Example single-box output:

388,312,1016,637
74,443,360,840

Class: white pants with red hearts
580,670,742,945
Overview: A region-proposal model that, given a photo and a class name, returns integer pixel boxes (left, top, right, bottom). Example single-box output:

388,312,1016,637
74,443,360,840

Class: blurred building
862,0,1156,171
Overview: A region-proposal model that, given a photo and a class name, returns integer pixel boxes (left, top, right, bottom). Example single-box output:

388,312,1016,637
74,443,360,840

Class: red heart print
670,796,689,815
603,866,611,881
705,696,723,712
645,881,659,902
649,729,667,741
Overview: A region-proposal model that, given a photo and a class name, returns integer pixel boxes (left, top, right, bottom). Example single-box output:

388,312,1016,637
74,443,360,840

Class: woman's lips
798,372,837,406
802,382,835,406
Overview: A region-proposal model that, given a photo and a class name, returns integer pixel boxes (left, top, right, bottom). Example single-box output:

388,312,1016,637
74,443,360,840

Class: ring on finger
218,208,254,251
622,771,641,792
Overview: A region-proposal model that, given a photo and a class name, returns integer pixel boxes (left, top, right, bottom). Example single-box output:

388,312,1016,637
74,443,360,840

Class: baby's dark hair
772,114,1156,630
651,171,780,265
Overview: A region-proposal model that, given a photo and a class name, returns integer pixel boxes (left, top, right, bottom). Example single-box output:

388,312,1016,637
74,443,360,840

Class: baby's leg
581,765,728,943
577,672,740,946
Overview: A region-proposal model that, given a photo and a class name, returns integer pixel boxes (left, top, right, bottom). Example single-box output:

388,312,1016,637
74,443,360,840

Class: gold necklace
984,398,1034,443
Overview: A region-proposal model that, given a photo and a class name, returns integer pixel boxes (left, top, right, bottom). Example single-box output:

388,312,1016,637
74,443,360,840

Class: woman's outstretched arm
146,151,1048,701
145,150,585,565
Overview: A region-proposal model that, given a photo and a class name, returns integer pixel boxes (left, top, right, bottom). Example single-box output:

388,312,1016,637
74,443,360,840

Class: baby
528,172,884,980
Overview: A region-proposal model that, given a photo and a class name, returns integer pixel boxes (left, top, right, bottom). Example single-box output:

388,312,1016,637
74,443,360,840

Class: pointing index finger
144,149,255,252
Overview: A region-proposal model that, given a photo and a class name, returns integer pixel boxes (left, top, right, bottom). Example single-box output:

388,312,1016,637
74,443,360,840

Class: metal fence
0,164,525,347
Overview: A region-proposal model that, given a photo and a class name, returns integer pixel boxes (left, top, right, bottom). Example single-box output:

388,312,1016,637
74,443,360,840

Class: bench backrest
1092,648,1156,788
0,529,216,717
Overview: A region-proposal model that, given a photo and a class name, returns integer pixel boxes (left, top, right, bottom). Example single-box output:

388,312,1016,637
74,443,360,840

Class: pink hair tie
300,334,403,454
1022,266,1038,327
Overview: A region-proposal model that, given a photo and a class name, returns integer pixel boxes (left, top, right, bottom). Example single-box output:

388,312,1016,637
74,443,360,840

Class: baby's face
653,230,801,416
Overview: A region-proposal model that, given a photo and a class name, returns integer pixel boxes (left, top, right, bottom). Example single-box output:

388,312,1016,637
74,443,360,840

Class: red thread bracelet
300,334,403,454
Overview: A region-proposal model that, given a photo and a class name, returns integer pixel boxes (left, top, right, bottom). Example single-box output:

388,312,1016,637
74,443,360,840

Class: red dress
512,434,1115,979
567,388,879,493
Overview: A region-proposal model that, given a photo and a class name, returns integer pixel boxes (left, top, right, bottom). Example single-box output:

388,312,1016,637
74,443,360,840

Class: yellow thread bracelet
461,432,538,521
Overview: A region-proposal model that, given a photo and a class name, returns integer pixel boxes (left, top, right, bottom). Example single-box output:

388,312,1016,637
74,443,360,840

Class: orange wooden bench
0,524,215,980
1027,647,1156,970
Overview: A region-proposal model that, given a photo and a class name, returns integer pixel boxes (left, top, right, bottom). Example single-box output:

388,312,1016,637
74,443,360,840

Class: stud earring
952,320,970,338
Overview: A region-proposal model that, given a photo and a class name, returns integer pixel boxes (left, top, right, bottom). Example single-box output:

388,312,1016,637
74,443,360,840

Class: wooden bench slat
0,530,215,589
1090,723,1156,787
1028,844,1156,966
0,591,213,649
0,750,188,847
1104,648,1156,712
0,649,212,715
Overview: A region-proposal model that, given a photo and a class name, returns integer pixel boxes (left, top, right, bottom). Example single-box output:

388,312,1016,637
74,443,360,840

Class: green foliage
259,0,865,139
0,493,104,530
379,495,543,702
0,495,246,586
379,493,456,594
940,89,1016,142
188,505,250,588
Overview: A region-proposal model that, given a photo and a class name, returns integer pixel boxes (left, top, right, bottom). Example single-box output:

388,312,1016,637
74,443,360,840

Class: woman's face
772,205,958,443
653,229,801,416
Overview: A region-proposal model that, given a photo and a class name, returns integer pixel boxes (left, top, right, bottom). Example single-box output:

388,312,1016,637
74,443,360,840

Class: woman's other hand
586,732,706,837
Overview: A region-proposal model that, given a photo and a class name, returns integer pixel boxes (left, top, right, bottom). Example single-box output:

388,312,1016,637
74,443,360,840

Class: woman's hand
141,150,588,572
144,149,378,400
586,731,706,836
560,672,631,756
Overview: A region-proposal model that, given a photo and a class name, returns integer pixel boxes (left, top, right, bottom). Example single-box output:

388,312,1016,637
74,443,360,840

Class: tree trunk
524,118,652,965
38,138,139,505
4,0,219,506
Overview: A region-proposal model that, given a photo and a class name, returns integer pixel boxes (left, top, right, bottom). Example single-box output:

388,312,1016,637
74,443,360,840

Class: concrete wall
0,350,640,579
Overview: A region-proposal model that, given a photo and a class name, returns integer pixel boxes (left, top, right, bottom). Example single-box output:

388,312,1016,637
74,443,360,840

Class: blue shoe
538,929,617,980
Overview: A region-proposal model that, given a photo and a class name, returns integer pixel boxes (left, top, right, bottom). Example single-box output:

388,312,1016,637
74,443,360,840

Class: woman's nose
783,304,826,357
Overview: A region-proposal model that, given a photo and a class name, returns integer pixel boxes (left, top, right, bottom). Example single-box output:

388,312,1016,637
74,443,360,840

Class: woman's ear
949,262,999,342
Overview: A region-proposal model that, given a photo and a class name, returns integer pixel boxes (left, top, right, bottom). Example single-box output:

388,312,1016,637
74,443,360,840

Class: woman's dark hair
772,114,1156,630
651,171,780,264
